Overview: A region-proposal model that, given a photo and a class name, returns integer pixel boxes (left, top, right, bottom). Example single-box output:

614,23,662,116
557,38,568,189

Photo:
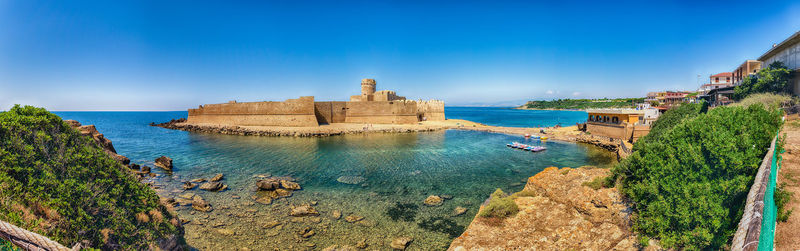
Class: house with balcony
586,109,656,142
732,60,762,85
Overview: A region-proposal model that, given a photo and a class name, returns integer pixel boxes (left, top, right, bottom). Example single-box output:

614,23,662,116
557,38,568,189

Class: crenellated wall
188,96,318,127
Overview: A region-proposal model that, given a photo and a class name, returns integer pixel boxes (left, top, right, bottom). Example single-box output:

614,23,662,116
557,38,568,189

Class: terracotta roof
710,72,732,77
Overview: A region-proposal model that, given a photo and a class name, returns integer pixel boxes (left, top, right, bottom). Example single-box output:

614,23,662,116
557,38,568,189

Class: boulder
452,206,468,216
199,181,223,191
141,165,151,174
289,205,319,217
344,215,364,223
182,182,196,190
154,156,173,170
390,237,413,250
191,196,212,212
210,173,224,182
423,195,443,206
280,180,301,190
256,178,281,191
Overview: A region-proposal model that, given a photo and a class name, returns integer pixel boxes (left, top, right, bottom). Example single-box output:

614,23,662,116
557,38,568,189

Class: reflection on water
53,111,616,250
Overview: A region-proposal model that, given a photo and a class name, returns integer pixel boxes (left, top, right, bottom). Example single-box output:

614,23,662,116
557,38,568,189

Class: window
715,77,719,82
589,115,594,121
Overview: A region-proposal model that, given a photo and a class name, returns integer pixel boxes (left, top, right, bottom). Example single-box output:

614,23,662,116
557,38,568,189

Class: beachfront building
664,91,690,105
732,60,762,85
586,109,653,142
698,72,733,93
758,31,800,96
645,91,666,104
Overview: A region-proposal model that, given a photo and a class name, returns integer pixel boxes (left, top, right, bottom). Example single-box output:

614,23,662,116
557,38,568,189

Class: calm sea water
445,107,587,127
54,109,613,250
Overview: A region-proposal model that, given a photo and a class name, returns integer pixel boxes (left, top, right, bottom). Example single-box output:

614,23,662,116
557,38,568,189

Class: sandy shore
153,118,583,141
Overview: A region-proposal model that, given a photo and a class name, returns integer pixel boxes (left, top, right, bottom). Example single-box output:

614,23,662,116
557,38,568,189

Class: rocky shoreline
151,118,449,137
448,166,643,250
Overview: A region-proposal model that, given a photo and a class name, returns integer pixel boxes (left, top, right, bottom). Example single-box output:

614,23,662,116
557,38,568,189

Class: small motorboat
530,146,547,152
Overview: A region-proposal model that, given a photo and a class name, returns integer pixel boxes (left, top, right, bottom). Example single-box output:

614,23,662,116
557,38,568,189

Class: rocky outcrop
449,167,637,250
155,156,173,170
65,120,130,165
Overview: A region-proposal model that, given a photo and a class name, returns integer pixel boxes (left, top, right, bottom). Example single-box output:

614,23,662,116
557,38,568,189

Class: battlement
188,79,445,126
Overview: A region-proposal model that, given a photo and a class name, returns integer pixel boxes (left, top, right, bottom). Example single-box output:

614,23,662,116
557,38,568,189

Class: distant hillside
519,98,644,110
0,105,184,249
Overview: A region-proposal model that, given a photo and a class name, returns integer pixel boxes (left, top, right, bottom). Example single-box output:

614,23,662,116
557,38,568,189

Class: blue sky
1,1,799,110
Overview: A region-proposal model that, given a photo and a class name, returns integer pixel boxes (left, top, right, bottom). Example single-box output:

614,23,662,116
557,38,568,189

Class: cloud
572,92,581,96
545,90,554,94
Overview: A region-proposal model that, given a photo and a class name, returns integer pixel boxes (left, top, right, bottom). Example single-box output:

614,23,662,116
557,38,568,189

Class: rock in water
210,173,224,182
199,181,223,191
336,176,366,185
297,227,315,238
453,206,468,216
332,210,342,220
155,156,173,170
289,205,319,217
182,182,196,190
191,196,212,212
256,178,281,191
423,195,443,206
255,196,272,205
280,179,301,190
390,237,413,250
344,215,364,223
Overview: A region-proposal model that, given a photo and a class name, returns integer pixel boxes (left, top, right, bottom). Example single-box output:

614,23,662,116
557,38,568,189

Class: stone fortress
187,79,445,127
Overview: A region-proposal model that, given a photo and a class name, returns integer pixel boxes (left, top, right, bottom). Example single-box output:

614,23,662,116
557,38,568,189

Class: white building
758,31,800,95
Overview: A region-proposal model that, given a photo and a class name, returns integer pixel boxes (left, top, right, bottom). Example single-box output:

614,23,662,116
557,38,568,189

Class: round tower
361,78,376,96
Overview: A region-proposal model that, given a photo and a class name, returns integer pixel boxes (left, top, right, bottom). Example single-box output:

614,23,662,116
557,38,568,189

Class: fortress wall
416,100,446,121
344,100,419,124
188,96,318,127
314,101,348,124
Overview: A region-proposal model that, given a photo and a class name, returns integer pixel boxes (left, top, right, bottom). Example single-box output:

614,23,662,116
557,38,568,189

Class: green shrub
478,189,519,218
0,105,183,249
611,104,783,249
634,101,707,150
523,98,643,110
583,177,605,190
776,184,794,222
637,235,650,248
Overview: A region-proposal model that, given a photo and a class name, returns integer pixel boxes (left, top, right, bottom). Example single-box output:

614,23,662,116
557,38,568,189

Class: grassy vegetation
610,103,783,249
478,189,519,219
0,105,183,249
776,184,794,222
582,176,613,190
522,98,644,110
730,93,796,109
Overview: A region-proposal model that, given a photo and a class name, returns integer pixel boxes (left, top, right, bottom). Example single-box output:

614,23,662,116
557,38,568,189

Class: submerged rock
297,227,315,238
154,156,173,170
336,175,366,185
210,173,224,182
423,195,443,206
191,196,212,212
322,245,358,251
390,237,413,250
452,206,468,216
182,182,196,190
344,215,364,223
331,210,342,220
254,195,272,205
256,178,281,191
289,205,319,217
280,180,301,190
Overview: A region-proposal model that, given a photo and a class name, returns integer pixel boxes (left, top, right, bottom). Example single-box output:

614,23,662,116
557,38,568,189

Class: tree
733,61,794,100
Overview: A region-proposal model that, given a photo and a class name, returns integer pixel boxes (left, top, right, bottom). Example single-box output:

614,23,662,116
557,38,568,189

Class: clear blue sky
1,1,799,110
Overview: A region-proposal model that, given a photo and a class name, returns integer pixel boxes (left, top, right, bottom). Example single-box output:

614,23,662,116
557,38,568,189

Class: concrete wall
344,100,419,124
587,122,651,142
416,100,445,121
188,96,318,127
631,125,651,142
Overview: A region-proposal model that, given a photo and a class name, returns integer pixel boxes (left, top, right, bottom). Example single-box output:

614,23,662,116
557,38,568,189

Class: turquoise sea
54,108,610,250
445,107,587,127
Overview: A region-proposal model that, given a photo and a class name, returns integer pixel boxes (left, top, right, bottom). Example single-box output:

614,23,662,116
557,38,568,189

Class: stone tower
361,79,376,96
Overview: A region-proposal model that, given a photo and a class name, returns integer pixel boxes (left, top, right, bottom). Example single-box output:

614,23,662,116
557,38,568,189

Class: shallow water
445,107,587,128
54,111,615,250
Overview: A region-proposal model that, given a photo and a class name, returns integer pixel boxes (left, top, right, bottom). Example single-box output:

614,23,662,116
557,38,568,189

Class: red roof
710,72,732,77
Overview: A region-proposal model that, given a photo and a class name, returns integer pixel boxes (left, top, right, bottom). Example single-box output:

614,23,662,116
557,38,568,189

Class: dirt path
776,113,800,250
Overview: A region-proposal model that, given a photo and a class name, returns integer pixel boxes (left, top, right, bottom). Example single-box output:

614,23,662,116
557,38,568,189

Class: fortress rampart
187,79,445,127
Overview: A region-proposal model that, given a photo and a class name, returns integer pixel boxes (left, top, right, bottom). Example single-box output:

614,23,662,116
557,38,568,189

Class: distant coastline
512,106,587,111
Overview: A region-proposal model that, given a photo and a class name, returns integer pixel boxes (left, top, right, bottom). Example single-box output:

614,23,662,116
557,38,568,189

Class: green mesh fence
758,131,782,251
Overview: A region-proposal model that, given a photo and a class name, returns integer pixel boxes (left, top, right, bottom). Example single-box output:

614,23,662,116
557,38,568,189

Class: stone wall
188,96,318,127
313,101,347,124
416,100,445,121
586,122,629,141
344,100,419,124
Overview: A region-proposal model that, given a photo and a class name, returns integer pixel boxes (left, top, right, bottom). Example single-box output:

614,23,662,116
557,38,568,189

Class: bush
634,102,707,150
732,61,794,100
0,105,183,249
776,184,794,222
478,189,519,218
611,104,783,249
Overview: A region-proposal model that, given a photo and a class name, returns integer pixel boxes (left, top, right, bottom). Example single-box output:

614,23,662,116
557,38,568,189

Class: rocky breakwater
449,166,637,250
151,118,445,137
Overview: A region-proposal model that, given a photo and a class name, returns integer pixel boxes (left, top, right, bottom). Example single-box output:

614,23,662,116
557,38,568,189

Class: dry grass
731,93,796,109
